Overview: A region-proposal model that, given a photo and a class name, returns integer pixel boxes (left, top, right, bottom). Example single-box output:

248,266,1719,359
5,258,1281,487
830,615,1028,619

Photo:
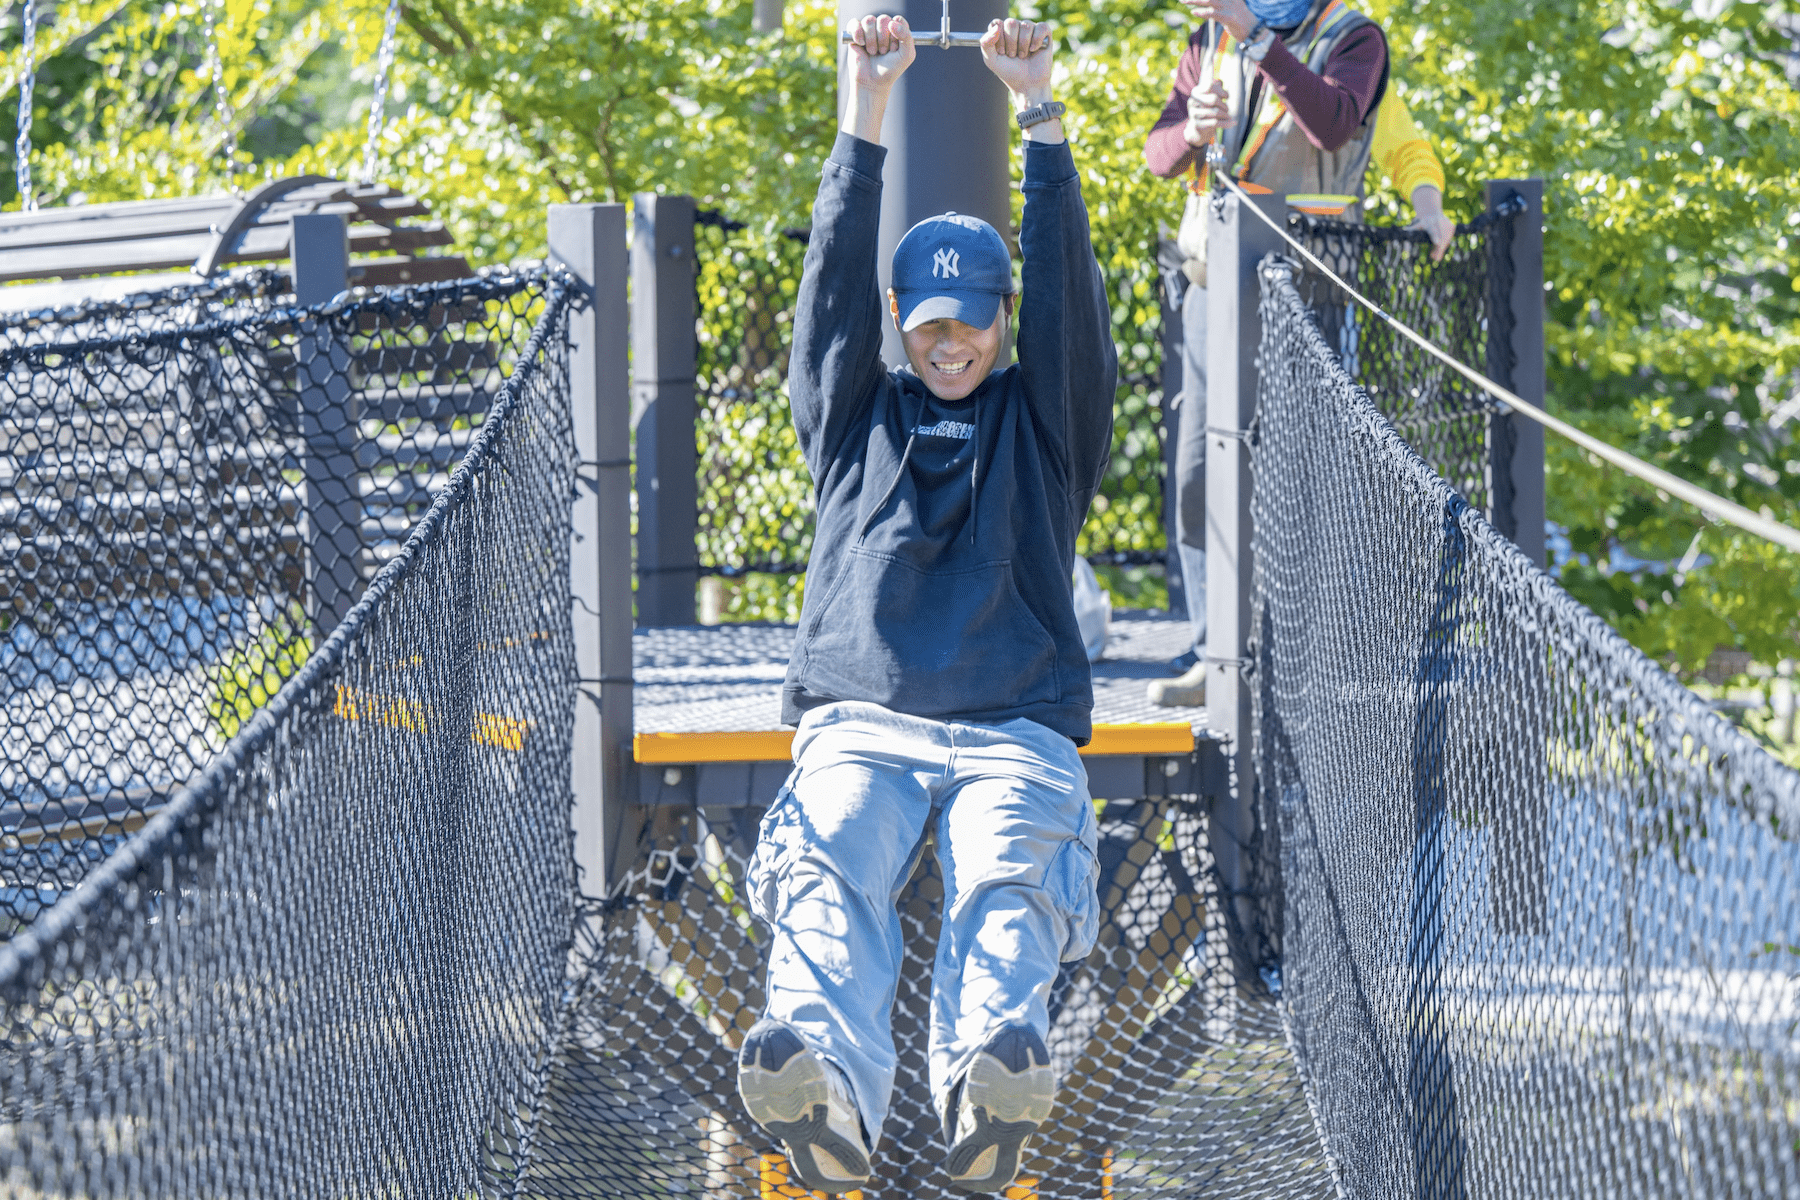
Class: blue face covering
1244,0,1315,31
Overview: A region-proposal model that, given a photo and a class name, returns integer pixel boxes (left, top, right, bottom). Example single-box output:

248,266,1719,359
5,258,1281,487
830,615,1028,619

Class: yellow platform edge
634,723,1194,764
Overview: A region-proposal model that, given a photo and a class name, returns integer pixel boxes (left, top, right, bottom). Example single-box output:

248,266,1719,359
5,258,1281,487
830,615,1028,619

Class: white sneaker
1147,662,1206,707
942,1025,1056,1193
738,1020,872,1194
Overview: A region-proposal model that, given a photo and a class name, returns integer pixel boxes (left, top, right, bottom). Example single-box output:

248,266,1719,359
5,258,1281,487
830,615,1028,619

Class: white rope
1211,164,1800,556
14,0,34,211
360,0,400,185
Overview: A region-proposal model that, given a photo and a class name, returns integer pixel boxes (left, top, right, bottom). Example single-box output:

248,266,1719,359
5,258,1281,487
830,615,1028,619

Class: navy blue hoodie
781,132,1117,744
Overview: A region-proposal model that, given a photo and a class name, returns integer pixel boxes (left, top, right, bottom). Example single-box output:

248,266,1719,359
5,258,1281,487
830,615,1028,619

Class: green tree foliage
1360,0,1800,676
10,0,1800,672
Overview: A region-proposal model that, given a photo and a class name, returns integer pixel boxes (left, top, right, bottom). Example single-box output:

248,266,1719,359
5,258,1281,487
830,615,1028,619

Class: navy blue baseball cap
891,212,1013,332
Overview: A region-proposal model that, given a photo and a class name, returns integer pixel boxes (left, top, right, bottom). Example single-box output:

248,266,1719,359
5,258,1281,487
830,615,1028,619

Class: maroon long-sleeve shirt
1144,22,1388,180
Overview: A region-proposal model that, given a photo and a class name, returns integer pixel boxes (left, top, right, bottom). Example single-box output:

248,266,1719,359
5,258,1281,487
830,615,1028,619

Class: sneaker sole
945,1048,1055,1193
739,1029,871,1194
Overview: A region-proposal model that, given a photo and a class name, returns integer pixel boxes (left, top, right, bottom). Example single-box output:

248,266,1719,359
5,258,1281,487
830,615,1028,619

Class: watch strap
1015,101,1067,130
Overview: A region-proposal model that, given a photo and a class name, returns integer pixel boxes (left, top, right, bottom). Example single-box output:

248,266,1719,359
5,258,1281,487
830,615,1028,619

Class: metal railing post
1204,190,1285,980
631,193,699,627
1483,179,1549,938
1160,261,1187,617
1484,179,1546,570
290,212,357,633
551,203,639,898
753,0,784,32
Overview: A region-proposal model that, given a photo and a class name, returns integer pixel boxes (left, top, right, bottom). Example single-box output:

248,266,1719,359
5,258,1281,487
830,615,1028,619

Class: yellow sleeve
1370,90,1446,198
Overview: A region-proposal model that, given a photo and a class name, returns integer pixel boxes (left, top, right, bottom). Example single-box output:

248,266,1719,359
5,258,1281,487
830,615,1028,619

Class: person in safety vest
1142,0,1447,708
735,13,1116,1196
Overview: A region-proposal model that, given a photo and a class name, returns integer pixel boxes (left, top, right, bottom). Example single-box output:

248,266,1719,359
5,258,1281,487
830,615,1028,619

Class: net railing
1251,254,1800,1199
0,277,578,1196
0,267,292,351
1287,202,1522,518
0,271,548,934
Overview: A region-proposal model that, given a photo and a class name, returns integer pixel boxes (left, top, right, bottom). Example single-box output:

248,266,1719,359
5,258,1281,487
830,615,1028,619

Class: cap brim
896,290,1003,333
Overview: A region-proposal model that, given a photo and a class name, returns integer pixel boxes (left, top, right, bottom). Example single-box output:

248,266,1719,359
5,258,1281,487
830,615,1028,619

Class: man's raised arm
987,19,1117,495
789,15,915,479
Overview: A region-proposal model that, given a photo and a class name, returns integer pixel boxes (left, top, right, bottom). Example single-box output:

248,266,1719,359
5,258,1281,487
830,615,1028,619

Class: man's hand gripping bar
840,0,986,48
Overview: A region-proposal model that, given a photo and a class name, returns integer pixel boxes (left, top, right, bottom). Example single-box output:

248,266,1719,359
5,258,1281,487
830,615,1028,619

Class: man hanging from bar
735,11,1116,1196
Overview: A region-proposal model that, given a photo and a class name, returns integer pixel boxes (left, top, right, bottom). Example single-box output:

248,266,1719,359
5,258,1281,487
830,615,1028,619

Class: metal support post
1484,179,1546,570
290,212,358,632
837,0,1010,368
551,203,639,898
631,193,699,627
1160,263,1187,617
1483,179,1549,937
1204,190,1285,980
753,0,784,33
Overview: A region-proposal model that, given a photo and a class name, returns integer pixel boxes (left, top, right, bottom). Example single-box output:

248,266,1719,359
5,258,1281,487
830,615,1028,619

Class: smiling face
889,290,1013,402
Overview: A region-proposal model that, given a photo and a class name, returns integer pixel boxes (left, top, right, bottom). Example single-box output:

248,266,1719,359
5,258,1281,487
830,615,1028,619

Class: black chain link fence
0,268,291,351
0,277,577,1195
2,238,1794,1198
512,794,1327,1199
1252,255,1800,1199
1288,200,1525,516
1,270,547,934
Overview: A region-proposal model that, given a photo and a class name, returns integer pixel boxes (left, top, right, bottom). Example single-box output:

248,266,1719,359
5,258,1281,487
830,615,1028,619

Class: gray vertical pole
837,0,1010,368
631,193,699,627
1485,183,1548,937
753,0,784,32
1161,269,1186,616
290,212,357,632
1204,190,1284,980
551,203,639,898
1484,179,1545,570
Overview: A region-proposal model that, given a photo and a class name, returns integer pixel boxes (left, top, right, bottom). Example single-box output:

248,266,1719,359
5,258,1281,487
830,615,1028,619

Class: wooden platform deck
629,609,1219,807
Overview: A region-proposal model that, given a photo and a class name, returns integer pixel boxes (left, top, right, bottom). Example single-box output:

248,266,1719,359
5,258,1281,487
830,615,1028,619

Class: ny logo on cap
933,248,960,278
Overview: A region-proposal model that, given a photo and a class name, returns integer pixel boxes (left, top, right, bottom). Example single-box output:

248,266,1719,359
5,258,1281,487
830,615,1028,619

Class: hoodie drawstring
969,395,981,546
858,388,929,541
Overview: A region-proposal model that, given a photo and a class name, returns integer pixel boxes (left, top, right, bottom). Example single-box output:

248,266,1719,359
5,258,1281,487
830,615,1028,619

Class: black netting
0,277,577,1194
515,797,1328,1200
6,220,1792,1200
1,271,548,934
694,216,813,578
1251,255,1800,1199
1,268,292,349
1287,202,1522,517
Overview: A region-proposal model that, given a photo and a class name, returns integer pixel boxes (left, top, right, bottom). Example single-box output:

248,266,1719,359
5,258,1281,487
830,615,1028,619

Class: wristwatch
1015,101,1067,130
1244,28,1277,61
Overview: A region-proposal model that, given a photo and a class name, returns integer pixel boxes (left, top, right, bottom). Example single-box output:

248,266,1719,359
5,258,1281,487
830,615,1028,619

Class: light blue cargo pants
748,700,1101,1144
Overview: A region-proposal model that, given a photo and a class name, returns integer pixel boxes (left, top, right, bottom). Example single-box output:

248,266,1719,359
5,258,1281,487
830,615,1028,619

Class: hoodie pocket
800,547,1060,717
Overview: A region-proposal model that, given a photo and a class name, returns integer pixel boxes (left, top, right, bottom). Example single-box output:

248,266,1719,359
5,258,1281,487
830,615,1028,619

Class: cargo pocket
1046,826,1100,963
748,769,804,926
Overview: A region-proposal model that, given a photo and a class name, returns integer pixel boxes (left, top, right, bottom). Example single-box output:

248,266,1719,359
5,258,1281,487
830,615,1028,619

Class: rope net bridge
0,202,1794,1200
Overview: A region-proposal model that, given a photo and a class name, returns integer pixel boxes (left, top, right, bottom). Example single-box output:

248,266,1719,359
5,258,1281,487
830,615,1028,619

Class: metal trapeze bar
839,0,986,48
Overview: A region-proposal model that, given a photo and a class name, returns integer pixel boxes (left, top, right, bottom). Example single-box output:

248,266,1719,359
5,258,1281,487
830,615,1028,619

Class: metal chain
203,0,239,190
14,0,35,211
360,0,400,184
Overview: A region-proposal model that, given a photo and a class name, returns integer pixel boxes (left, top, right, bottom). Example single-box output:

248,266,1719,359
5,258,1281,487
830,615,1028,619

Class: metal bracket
840,0,985,48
